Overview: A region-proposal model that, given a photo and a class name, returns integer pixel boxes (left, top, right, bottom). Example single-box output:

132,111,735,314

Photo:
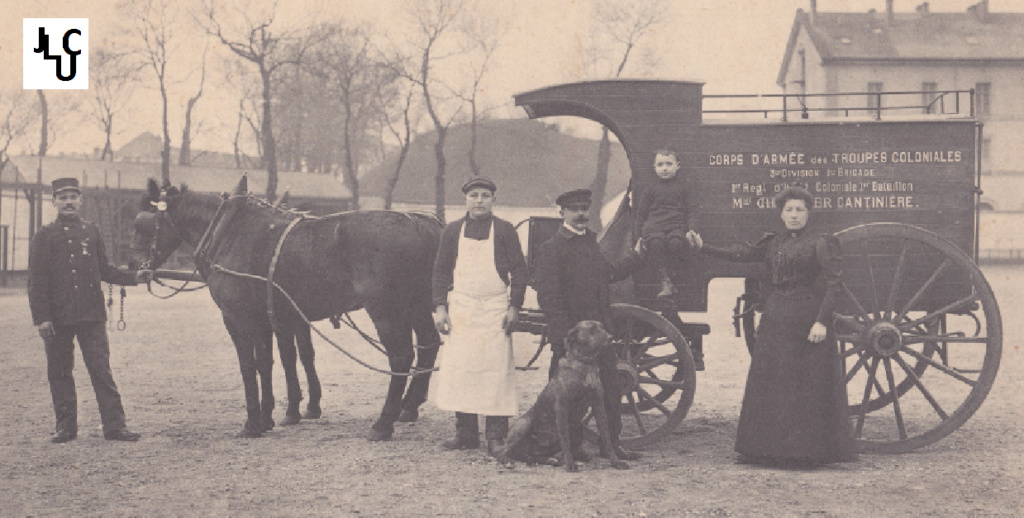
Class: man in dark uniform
532,188,644,461
28,177,150,443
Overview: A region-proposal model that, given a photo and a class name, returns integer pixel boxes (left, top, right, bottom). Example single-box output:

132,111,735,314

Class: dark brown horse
129,177,442,440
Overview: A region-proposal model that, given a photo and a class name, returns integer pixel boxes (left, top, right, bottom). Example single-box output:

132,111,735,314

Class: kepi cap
51,177,81,196
461,176,497,193
555,188,592,208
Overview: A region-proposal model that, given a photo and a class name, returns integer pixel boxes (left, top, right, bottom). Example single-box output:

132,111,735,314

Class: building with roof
0,156,351,279
777,0,1024,187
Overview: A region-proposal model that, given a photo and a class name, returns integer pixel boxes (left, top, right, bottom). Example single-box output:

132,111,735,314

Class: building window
975,82,991,116
982,136,991,163
867,82,883,112
922,82,938,114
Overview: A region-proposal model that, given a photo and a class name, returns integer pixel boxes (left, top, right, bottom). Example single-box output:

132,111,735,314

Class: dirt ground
1,270,1022,517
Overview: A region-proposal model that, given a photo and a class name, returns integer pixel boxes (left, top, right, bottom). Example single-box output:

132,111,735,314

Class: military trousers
44,322,127,435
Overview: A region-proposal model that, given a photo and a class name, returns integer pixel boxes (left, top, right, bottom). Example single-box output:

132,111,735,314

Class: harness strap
266,216,304,331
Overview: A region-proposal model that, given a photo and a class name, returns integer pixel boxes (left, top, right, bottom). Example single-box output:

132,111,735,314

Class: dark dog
498,321,628,472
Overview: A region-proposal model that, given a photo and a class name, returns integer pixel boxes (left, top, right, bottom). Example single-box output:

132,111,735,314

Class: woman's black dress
705,228,858,465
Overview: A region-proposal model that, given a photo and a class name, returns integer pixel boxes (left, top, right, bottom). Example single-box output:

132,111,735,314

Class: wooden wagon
509,80,1000,454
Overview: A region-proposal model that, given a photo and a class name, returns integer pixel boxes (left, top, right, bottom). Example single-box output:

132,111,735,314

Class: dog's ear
566,325,580,348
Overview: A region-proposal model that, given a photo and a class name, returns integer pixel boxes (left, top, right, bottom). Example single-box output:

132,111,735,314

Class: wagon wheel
583,303,696,448
834,223,1001,454
742,265,933,414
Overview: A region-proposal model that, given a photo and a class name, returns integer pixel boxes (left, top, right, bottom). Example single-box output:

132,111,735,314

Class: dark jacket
28,215,137,326
633,175,693,239
533,225,643,343
432,214,528,309
703,229,841,325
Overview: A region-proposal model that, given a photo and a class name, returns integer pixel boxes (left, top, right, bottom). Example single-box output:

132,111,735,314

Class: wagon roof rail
703,89,976,122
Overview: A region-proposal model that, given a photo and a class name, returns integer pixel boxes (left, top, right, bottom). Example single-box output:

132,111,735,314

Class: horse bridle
134,189,176,271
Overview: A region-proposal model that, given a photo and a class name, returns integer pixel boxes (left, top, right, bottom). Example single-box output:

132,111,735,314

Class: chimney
887,0,895,24
916,2,930,16
810,0,817,24
969,0,990,23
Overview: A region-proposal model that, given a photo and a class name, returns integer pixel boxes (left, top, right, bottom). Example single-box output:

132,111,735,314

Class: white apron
429,221,518,416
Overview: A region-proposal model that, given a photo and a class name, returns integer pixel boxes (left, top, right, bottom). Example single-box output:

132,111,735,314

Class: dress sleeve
701,232,774,263
431,223,459,308
815,233,843,325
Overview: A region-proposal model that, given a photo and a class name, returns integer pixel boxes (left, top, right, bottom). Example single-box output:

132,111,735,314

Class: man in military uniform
533,188,644,461
28,177,150,443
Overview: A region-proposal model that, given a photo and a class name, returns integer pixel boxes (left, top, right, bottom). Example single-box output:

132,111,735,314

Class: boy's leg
485,415,509,456
645,235,676,298
443,412,480,449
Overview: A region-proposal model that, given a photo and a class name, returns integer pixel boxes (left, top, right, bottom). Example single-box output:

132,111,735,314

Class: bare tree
179,45,209,166
456,4,507,177
406,0,467,220
0,90,35,176
583,0,667,230
86,47,142,161
201,0,311,203
129,0,177,183
379,78,419,210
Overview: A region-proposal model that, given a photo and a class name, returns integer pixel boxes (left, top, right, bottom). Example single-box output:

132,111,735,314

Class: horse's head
128,178,189,271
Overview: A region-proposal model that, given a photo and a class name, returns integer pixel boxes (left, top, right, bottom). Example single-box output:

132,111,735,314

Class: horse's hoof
237,428,263,438
303,405,322,420
397,408,419,422
366,427,393,442
281,414,301,426
261,417,275,432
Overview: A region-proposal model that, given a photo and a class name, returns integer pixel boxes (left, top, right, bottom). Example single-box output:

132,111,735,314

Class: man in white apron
430,177,528,455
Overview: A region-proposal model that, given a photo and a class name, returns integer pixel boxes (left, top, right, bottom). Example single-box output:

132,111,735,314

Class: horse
129,176,442,440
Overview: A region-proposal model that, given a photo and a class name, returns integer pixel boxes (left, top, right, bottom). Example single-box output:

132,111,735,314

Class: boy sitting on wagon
633,148,694,299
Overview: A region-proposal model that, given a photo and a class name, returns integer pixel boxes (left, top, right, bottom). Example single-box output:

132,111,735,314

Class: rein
146,191,435,377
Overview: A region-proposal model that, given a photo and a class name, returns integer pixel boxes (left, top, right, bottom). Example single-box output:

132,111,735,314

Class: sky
1,0,1021,156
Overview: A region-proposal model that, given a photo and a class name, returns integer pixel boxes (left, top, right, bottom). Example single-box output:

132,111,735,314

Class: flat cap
555,188,592,208
51,177,81,195
461,176,497,193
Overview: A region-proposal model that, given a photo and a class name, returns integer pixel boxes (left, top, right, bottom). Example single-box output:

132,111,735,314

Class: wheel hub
868,322,903,357
616,360,640,391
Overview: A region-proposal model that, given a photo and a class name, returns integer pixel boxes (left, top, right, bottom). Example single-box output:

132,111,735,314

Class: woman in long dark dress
688,186,858,467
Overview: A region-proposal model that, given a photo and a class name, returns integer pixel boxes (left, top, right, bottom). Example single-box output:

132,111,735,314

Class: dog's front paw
611,460,630,470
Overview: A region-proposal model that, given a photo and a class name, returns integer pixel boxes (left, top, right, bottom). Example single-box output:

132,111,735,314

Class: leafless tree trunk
458,6,506,177
202,0,311,203
87,48,141,161
407,0,467,221
381,83,418,210
130,0,175,183
179,47,208,166
586,0,666,230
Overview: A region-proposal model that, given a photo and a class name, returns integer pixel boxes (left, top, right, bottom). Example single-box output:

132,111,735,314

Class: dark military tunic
632,174,694,241
28,214,138,435
533,224,643,446
704,228,857,464
29,215,137,326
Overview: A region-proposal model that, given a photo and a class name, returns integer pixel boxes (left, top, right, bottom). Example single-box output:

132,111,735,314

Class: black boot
442,412,480,450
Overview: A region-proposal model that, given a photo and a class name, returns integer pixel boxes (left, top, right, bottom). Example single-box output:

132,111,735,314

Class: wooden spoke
638,375,687,390
898,293,980,332
893,353,949,421
903,347,978,387
841,283,873,322
636,386,673,417
894,258,951,324
903,335,989,345
862,243,882,321
855,357,882,438
884,239,910,321
845,351,870,383
636,351,679,371
883,358,908,440
624,393,648,435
